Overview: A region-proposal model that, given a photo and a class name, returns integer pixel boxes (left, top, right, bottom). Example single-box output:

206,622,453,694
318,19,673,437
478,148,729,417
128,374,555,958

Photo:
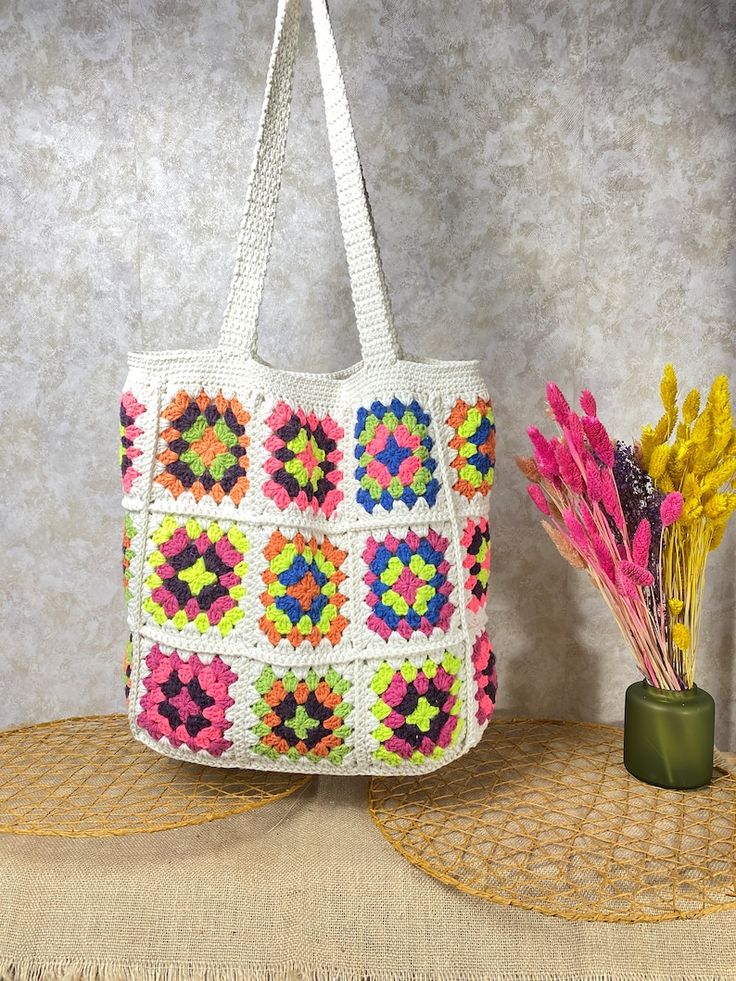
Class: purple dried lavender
613,442,665,569
613,441,669,643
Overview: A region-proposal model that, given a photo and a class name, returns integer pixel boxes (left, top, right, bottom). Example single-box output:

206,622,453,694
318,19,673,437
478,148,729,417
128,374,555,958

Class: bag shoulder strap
218,0,401,368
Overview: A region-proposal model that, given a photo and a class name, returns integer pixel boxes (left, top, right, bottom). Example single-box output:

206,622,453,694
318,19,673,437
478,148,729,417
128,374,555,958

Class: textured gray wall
2,0,735,745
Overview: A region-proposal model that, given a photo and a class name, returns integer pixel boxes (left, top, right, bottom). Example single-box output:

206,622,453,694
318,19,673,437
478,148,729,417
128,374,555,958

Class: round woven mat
0,714,310,837
368,719,736,922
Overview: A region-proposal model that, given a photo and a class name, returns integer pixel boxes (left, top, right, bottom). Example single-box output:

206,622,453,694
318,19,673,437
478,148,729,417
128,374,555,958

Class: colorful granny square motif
447,398,496,498
156,389,250,504
137,644,237,757
144,516,248,637
252,665,352,765
461,517,490,613
122,513,136,604
264,402,344,517
123,634,133,702
120,392,145,494
472,631,497,724
260,532,348,648
354,399,439,513
371,653,463,765
363,529,455,640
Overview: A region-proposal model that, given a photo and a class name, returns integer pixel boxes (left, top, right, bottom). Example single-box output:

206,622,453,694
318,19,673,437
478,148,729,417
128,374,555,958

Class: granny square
363,529,455,640
472,631,497,724
354,398,439,512
370,652,463,765
263,402,344,516
120,391,146,494
461,516,490,613
137,644,238,757
447,398,496,498
260,531,348,647
156,389,250,504
251,664,352,765
144,516,248,637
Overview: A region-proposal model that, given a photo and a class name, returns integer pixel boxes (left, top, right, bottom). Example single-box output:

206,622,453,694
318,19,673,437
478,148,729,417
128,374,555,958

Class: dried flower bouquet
519,367,735,691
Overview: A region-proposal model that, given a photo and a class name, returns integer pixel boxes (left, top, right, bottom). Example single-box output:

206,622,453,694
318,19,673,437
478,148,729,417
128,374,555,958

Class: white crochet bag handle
219,0,401,367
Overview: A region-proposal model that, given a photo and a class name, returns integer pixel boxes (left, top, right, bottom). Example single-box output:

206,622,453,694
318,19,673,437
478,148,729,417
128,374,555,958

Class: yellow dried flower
660,363,678,414
682,472,700,500
704,492,736,522
704,494,728,521
640,365,734,687
668,442,692,479
693,445,722,477
691,406,713,445
648,444,671,480
709,522,727,551
653,412,674,445
681,497,704,525
701,458,736,495
707,375,732,431
671,623,690,652
682,388,701,425
640,426,657,468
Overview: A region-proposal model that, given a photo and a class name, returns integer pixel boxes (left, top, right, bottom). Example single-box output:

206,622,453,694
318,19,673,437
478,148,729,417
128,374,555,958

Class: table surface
1,775,735,981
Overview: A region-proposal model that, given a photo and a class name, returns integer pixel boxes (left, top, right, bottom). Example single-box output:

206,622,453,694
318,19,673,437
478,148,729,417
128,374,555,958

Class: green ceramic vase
623,681,715,790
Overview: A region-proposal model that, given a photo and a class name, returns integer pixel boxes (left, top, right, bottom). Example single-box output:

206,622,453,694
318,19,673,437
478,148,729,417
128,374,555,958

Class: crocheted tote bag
120,0,497,775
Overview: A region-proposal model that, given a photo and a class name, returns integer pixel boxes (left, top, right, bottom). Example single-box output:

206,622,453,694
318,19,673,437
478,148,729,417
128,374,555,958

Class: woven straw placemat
0,714,310,836
369,718,736,923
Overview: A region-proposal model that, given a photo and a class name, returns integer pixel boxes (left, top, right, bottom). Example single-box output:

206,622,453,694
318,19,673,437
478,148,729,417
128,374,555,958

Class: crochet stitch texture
120,0,497,774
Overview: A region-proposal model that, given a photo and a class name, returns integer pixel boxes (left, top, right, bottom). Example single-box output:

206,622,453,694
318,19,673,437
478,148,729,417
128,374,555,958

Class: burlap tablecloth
1,776,735,981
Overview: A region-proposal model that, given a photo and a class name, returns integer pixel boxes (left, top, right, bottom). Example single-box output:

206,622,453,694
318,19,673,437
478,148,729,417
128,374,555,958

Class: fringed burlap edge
1,962,735,981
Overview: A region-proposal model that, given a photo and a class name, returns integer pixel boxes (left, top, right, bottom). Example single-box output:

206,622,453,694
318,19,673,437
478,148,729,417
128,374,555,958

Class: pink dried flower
618,560,655,589
546,382,571,427
579,389,597,416
527,426,559,479
582,415,615,468
585,459,602,502
563,507,588,553
527,484,550,515
660,491,684,527
591,531,616,581
615,565,639,600
565,411,586,457
600,467,625,530
553,439,584,495
632,519,652,569
578,503,615,579
579,501,598,539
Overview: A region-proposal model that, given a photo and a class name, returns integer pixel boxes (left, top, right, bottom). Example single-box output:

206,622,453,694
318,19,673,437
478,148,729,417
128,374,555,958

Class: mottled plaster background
2,0,735,744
